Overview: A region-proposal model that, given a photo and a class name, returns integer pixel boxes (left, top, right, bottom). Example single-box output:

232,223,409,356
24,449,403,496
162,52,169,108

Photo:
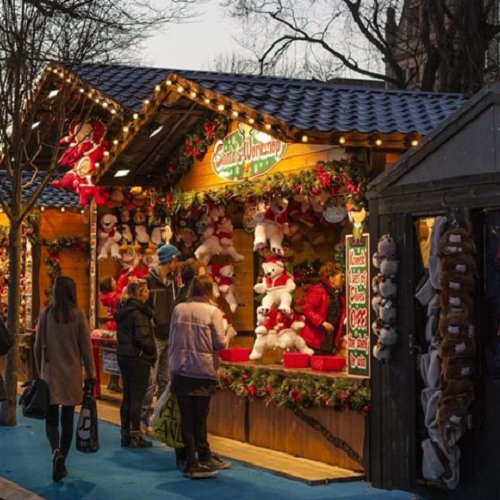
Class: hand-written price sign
346,234,370,378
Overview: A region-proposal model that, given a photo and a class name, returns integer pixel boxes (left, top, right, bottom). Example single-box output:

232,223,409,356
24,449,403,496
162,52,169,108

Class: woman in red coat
302,262,346,355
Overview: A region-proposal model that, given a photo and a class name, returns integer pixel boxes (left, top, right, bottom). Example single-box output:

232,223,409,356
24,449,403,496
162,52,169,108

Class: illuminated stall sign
212,123,287,181
346,234,370,378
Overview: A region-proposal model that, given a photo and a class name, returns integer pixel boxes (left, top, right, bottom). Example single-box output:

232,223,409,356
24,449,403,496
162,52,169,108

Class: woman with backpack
34,276,96,482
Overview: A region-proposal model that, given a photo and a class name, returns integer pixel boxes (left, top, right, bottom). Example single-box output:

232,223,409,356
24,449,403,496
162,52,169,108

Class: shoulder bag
19,309,50,419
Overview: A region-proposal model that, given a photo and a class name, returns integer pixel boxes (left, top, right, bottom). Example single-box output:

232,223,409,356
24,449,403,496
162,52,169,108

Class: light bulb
155,85,161,92
265,124,272,131
339,136,346,145
123,126,130,133
232,111,239,118
190,91,197,98
217,104,225,111
301,135,308,143
133,113,139,120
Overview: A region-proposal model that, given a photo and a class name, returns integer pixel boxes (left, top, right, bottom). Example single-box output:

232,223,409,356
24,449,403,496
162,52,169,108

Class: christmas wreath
43,236,90,301
164,154,369,213
217,364,371,416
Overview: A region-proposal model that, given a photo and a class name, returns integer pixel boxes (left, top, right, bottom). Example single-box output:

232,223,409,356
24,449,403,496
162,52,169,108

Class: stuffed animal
439,334,475,360
194,214,222,265
209,263,242,313
439,228,474,256
97,214,122,260
380,258,399,277
120,207,132,224
379,276,397,299
222,314,237,342
438,312,475,339
254,258,296,315
276,315,314,355
58,121,105,168
253,196,290,255
373,234,397,267
73,156,110,206
349,208,367,241
108,188,125,208
213,212,244,262
379,325,398,347
441,253,477,275
308,189,330,213
379,299,396,324
373,343,391,361
133,210,150,247
249,329,278,360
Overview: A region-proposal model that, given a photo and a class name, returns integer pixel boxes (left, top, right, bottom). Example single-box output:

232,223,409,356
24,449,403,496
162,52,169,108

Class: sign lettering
212,123,287,181
346,234,370,378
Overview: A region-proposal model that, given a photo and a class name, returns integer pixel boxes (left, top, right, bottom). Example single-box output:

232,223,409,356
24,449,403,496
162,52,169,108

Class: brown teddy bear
439,334,475,360
439,289,473,316
442,379,475,409
441,253,477,276
437,396,469,449
441,356,474,381
439,227,474,256
440,271,475,294
438,312,475,339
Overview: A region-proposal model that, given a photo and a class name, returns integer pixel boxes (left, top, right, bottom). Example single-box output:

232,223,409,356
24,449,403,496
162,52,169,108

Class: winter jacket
169,298,228,380
35,307,96,406
146,267,176,340
114,299,157,365
174,285,189,307
302,278,346,350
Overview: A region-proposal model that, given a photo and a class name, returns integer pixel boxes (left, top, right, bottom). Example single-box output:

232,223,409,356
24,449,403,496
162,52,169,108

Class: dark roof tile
72,63,467,136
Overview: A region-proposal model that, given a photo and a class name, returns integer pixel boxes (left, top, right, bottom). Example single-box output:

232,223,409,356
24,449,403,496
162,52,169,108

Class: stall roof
0,172,79,208
75,63,466,136
368,84,500,200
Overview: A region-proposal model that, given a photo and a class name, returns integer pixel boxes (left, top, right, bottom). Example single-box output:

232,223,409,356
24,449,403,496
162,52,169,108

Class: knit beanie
157,243,180,265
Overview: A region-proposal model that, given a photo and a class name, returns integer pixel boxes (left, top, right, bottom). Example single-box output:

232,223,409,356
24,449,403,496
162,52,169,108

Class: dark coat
115,299,157,365
146,267,176,340
35,307,96,406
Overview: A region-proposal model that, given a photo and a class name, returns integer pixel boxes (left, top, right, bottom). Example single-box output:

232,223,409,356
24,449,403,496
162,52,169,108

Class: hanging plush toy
254,257,296,316
250,310,279,360
97,214,122,260
209,263,243,313
213,209,245,262
194,213,222,265
253,196,290,255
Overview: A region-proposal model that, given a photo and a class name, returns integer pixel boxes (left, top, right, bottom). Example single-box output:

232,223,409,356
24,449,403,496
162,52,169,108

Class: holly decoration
217,365,371,415
43,236,90,302
163,153,369,214
166,115,230,186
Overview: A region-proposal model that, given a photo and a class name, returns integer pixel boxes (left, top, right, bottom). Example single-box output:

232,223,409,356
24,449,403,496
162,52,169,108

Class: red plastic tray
311,356,346,372
283,352,311,369
219,347,251,362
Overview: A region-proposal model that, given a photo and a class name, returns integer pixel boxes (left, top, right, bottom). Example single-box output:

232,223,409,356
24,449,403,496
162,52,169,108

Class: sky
141,0,242,71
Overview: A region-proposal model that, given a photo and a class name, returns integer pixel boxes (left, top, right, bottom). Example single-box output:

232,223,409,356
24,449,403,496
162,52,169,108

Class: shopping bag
153,393,183,448
76,387,99,453
0,316,12,356
150,381,171,428
19,379,49,420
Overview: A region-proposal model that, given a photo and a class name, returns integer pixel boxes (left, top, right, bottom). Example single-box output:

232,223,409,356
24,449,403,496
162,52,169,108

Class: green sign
212,123,287,181
346,234,370,378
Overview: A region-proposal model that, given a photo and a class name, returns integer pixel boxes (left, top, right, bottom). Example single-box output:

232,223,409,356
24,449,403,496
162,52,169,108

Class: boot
52,449,66,482
121,429,131,448
130,430,153,449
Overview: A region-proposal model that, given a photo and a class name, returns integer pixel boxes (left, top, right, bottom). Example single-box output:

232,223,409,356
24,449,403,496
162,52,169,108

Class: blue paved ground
0,411,422,500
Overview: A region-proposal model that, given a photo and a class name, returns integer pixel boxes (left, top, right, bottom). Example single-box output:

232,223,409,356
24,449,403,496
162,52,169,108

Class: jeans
46,405,75,457
141,337,169,425
119,357,151,432
176,395,211,470
175,398,212,463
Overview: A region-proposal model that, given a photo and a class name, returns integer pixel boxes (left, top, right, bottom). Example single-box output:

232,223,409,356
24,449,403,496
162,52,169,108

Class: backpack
0,317,12,356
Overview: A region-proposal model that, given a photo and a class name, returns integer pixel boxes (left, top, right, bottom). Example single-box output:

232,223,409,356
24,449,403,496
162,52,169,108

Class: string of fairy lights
42,64,421,178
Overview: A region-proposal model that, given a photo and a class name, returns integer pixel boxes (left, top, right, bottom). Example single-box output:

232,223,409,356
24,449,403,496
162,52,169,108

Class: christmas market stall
368,84,500,499
0,172,83,380
44,63,466,475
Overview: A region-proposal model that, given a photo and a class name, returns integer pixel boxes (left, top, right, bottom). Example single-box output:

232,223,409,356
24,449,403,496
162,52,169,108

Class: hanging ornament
323,195,347,223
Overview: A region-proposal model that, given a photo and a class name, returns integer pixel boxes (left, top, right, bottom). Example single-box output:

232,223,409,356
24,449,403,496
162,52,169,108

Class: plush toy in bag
253,196,290,255
253,257,296,316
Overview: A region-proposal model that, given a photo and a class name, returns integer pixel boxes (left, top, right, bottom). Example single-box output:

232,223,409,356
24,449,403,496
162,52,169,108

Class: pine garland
165,154,369,213
43,236,90,302
166,115,230,186
217,364,371,416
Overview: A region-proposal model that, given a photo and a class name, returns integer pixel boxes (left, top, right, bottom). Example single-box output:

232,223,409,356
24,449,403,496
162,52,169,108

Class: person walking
169,274,229,479
34,276,96,483
115,278,157,449
173,262,231,471
141,242,180,431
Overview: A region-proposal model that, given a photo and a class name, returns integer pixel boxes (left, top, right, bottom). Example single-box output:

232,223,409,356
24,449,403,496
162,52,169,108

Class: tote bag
153,393,183,448
76,386,99,453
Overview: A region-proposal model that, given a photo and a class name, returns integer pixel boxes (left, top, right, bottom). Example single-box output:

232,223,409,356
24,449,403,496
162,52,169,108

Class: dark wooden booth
367,84,500,499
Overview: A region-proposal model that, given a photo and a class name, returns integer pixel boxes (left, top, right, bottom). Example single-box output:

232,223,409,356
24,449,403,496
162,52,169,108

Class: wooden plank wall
38,210,90,315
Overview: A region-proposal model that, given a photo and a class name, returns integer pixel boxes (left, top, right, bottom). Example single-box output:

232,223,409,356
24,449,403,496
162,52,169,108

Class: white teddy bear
253,258,296,316
194,213,222,265
133,210,150,245
97,213,121,260
253,196,290,255
209,263,243,313
276,320,314,355
213,213,244,262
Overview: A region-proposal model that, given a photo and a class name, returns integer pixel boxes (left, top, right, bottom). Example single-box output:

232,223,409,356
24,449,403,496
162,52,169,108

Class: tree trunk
0,222,23,426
